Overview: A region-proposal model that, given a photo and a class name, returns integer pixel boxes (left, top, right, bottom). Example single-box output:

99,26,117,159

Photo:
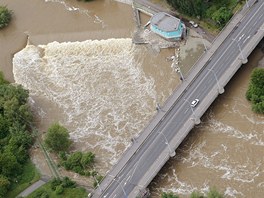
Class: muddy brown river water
0,0,263,197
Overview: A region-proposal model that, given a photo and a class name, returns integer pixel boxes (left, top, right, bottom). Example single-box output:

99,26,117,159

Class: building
150,12,186,41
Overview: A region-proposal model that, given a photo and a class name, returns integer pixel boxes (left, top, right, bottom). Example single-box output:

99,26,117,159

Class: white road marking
238,34,244,41
243,35,251,43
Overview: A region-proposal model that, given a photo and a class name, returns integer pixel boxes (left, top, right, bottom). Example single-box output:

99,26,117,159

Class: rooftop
150,12,181,32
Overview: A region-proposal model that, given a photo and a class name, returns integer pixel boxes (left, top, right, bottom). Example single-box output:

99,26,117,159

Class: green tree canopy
44,123,72,152
161,192,179,198
0,174,10,197
190,191,204,198
246,68,264,113
212,7,232,27
0,6,12,29
207,187,223,198
166,0,238,28
60,151,95,175
0,71,33,196
0,151,21,177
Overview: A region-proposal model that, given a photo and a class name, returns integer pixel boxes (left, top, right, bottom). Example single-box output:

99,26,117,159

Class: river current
1,0,264,197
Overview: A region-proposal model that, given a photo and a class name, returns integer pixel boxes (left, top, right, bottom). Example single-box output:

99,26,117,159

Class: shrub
207,187,223,198
81,152,95,168
92,173,103,188
58,151,67,161
212,7,232,27
0,6,12,29
190,191,204,198
33,190,49,198
50,178,62,191
246,68,264,113
161,192,179,198
44,123,72,152
72,166,84,175
0,175,10,197
60,151,95,175
61,177,76,188
55,185,64,195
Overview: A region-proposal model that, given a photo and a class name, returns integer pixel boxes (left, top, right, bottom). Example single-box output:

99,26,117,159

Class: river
1,0,263,197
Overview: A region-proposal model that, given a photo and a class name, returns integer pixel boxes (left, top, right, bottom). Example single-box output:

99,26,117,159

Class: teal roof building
150,12,186,41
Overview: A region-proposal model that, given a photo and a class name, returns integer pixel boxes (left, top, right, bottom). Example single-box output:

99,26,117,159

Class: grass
6,160,41,198
26,182,88,198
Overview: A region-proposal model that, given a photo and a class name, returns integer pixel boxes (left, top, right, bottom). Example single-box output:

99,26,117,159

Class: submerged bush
0,6,12,29
246,68,264,114
60,151,95,175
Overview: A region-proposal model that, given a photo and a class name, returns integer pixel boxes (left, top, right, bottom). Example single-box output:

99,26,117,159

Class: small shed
150,12,185,41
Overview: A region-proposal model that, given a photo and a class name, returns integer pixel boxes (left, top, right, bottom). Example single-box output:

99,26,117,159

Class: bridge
92,1,264,197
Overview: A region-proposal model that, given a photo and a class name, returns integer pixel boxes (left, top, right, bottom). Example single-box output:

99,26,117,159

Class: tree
0,150,21,177
0,115,8,139
161,192,179,198
0,174,10,198
212,7,232,27
0,71,34,197
55,185,64,195
80,152,95,168
0,6,12,29
44,123,72,152
207,188,223,198
190,191,204,198
64,151,82,170
60,151,95,175
0,71,8,85
246,68,264,113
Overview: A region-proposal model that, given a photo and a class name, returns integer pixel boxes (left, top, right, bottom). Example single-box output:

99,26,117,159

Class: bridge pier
194,117,201,125
218,87,225,94
137,188,150,198
170,150,176,157
191,117,201,125
241,58,248,64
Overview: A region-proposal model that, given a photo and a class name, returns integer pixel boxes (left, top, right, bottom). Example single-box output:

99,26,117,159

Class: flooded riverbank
149,44,264,197
1,0,263,197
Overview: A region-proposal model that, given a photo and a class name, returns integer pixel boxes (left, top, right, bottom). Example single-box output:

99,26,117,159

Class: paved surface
133,0,215,43
17,177,49,197
93,0,264,197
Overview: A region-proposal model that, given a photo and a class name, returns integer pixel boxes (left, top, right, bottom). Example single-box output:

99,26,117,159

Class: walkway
17,177,49,198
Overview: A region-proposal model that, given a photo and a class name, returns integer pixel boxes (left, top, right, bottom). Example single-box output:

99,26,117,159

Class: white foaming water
230,97,264,125
159,169,200,195
179,140,262,183
209,119,264,145
224,187,244,197
13,38,157,168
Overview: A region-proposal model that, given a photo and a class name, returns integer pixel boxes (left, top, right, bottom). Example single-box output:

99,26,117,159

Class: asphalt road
96,1,264,197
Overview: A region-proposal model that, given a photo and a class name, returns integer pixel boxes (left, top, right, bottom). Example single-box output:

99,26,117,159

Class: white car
189,20,198,28
191,99,199,107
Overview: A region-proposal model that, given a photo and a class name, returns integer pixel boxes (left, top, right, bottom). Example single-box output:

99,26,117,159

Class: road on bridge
93,1,264,197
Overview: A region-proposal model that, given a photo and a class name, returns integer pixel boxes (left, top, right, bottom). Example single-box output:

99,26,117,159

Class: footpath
17,177,49,198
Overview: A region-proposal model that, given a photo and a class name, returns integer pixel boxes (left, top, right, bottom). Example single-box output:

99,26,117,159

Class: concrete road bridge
92,0,264,197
